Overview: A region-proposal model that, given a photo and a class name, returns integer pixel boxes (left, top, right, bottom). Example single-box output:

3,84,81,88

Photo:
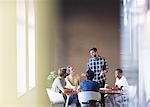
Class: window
28,0,36,90
121,0,150,106
16,0,35,96
16,0,26,96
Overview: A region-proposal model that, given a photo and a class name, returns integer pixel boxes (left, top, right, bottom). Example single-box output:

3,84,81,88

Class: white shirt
115,76,129,95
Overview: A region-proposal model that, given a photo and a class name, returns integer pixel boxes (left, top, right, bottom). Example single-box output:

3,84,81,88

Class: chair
46,88,65,107
78,91,101,107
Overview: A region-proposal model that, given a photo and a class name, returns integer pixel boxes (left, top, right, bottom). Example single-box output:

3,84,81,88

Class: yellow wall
0,1,38,107
35,0,59,107
0,0,58,107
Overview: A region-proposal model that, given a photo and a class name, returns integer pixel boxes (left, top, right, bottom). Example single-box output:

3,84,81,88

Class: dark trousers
99,81,105,107
68,94,80,107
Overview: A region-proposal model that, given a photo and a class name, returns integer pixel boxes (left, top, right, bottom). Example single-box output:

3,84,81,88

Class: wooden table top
64,88,122,95
64,90,79,94
99,88,122,94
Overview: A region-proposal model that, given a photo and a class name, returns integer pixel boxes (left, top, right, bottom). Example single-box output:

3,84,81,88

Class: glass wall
120,0,150,106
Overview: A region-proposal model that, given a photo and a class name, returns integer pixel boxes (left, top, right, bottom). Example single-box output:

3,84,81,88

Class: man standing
87,47,108,87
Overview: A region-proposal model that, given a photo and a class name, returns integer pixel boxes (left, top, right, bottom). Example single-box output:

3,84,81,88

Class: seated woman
51,67,72,106
65,65,80,89
79,69,100,91
65,65,81,107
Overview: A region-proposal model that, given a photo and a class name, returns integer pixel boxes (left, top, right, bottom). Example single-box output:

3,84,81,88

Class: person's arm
95,82,100,92
87,58,92,70
112,85,122,90
55,78,74,95
104,58,109,73
76,86,82,92
80,59,90,78
105,84,121,90
119,76,128,91
100,70,107,76
56,78,65,93
100,58,108,76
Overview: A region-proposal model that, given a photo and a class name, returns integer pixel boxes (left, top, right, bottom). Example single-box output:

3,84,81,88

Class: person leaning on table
65,65,81,107
65,65,80,89
79,69,100,92
106,68,129,107
51,67,71,103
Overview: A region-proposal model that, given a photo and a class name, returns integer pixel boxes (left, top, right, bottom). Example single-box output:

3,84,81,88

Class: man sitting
78,69,100,107
106,68,129,107
80,69,100,91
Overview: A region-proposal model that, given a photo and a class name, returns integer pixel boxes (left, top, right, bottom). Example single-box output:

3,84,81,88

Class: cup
105,84,109,88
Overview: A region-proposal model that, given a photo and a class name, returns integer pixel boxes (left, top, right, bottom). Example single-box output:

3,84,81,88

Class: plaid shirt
87,56,108,83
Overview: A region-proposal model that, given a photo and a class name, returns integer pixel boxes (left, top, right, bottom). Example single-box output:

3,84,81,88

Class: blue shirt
80,80,99,91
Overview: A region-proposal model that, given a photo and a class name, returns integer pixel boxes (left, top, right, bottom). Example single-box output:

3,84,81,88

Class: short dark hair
89,48,97,52
115,68,123,74
58,67,68,77
86,69,94,80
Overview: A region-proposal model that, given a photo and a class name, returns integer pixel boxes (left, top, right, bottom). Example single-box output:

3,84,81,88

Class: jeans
67,94,80,107
106,94,129,107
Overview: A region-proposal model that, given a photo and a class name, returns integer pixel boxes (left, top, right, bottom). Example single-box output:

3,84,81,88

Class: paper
100,88,111,90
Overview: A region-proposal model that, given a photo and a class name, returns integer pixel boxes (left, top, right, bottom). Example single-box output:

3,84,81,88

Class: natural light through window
28,0,36,90
16,0,36,96
121,0,150,106
16,0,26,96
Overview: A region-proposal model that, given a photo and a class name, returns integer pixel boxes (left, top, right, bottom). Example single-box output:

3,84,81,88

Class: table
99,88,123,107
64,90,79,107
64,88,122,107
64,90,78,95
64,88,122,94
99,88,122,94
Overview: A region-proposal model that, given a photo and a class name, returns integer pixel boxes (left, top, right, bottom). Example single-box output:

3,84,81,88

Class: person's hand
104,84,109,88
72,86,78,91
100,70,106,76
75,86,81,92
105,85,118,90
111,85,120,90
81,73,86,77
105,85,112,89
76,88,81,93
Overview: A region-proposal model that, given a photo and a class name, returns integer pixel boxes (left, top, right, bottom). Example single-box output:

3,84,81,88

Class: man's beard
93,54,97,57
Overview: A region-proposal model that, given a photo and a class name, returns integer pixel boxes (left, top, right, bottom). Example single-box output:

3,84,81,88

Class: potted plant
47,71,57,88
